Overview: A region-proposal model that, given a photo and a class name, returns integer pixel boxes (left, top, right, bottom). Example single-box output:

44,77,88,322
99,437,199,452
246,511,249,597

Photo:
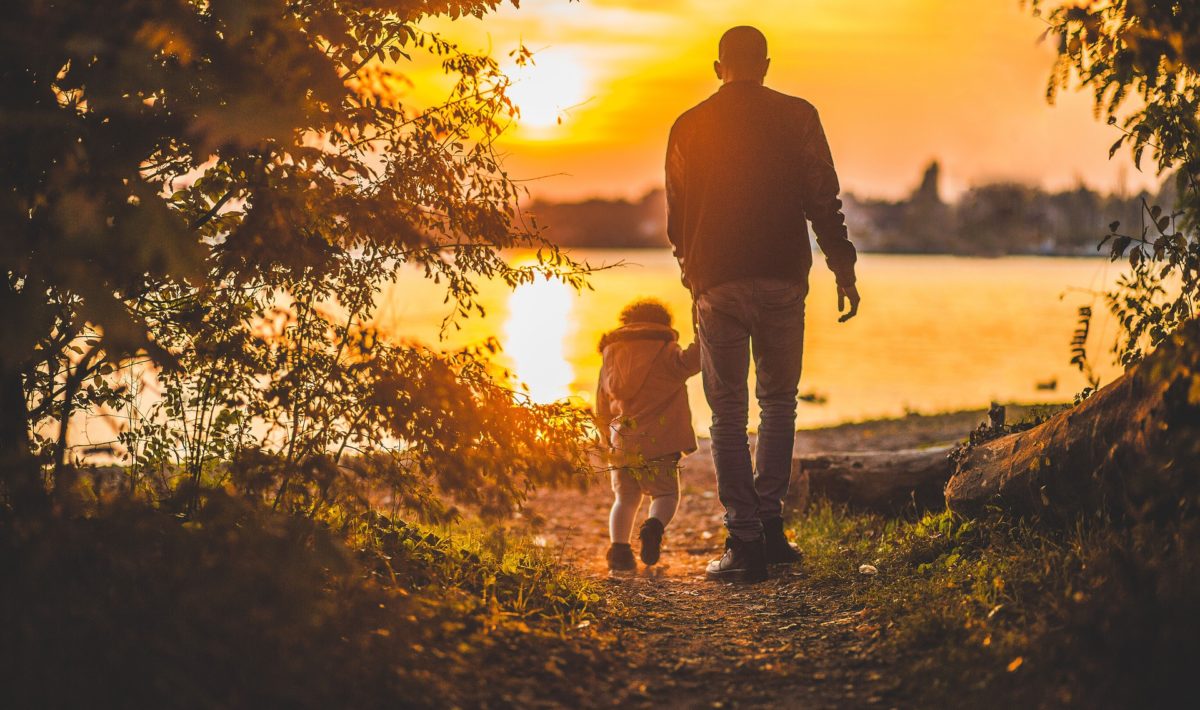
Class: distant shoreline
692,403,1070,454
555,245,1109,259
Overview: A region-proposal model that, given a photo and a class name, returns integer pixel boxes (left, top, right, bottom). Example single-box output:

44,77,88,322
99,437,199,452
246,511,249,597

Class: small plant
949,403,1056,465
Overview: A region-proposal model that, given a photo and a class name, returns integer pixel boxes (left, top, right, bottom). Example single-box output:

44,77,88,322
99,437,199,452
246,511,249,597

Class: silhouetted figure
666,25,861,583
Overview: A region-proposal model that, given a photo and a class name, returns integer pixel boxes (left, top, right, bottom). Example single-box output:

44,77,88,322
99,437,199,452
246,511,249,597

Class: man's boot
762,517,803,565
705,535,768,583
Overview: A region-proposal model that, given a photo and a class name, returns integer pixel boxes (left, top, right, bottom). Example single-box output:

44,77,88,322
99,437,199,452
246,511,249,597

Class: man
666,25,860,583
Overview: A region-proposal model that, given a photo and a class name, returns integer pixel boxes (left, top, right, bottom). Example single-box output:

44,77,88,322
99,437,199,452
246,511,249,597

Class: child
595,298,702,574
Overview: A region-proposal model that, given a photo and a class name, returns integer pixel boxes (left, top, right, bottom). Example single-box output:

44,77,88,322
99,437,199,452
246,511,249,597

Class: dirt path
523,411,1013,708
525,444,900,708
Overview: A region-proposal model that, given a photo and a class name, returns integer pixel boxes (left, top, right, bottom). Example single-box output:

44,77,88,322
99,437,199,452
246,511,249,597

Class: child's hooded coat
595,322,701,459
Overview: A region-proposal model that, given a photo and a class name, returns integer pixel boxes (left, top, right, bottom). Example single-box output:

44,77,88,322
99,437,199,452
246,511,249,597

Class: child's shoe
638,518,665,566
606,543,637,574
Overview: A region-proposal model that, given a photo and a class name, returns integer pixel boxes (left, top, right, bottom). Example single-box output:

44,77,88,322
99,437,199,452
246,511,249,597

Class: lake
375,251,1125,433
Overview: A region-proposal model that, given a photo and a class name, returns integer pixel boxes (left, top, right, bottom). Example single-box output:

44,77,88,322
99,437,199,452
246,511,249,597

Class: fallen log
791,446,955,513
682,442,957,513
946,319,1200,520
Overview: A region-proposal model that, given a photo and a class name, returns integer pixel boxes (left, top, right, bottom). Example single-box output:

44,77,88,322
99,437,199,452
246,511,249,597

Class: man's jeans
696,277,806,541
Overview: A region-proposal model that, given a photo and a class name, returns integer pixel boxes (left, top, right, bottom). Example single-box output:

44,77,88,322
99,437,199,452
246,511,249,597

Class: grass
352,511,601,631
6,460,1195,708
789,503,1199,708
0,492,608,708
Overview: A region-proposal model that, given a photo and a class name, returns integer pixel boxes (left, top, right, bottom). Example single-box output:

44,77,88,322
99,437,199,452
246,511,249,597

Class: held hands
837,284,860,323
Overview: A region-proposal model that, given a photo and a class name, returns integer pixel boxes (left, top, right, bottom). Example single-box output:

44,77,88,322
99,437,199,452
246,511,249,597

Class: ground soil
522,409,1002,709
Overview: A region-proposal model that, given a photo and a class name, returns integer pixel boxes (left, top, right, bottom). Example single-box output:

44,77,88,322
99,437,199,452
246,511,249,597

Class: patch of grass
790,504,1198,708
352,512,600,630
0,493,608,708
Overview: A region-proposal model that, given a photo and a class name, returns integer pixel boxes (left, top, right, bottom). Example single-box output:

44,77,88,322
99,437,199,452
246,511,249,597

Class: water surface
376,250,1124,432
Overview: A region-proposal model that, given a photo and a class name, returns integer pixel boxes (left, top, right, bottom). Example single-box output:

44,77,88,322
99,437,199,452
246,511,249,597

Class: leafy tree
1034,0,1200,368
956,183,1050,256
1,0,593,515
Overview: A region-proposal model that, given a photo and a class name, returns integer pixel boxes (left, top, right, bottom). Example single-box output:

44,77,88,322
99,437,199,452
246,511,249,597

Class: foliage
1069,305,1100,396
1,0,599,515
0,4,607,701
790,503,1198,708
0,492,605,708
118,269,594,520
1034,0,1200,369
1098,198,1198,366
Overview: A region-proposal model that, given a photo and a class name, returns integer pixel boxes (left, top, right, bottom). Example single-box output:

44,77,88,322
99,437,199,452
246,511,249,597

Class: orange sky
416,0,1158,202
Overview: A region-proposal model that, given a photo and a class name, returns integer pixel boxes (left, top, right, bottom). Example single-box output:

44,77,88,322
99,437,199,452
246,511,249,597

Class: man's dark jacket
665,81,857,294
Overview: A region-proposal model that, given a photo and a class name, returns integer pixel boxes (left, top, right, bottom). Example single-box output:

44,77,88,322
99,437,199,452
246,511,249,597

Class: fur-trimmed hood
598,323,678,403
597,322,679,351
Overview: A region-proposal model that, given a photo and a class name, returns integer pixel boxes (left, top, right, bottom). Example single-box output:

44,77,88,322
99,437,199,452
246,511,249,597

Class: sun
504,51,589,133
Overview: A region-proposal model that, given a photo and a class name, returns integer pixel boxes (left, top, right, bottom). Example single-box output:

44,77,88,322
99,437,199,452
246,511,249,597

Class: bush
0,492,602,708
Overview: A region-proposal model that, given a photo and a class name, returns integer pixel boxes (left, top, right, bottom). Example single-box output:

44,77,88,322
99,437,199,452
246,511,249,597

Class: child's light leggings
609,453,681,544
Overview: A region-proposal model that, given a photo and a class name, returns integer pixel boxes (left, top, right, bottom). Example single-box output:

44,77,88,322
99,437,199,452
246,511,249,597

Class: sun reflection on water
503,274,575,403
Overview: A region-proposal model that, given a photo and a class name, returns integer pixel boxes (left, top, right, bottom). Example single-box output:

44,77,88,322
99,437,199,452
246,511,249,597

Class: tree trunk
790,446,955,513
0,363,42,510
945,319,1200,521
0,280,47,511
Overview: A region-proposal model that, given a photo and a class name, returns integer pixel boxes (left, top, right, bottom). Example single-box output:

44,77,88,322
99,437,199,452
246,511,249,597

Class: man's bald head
715,26,769,83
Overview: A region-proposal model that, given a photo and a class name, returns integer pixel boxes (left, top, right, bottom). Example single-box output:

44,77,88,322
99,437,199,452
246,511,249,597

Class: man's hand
837,284,860,323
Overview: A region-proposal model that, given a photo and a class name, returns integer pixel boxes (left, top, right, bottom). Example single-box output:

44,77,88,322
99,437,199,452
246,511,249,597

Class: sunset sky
416,0,1158,202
